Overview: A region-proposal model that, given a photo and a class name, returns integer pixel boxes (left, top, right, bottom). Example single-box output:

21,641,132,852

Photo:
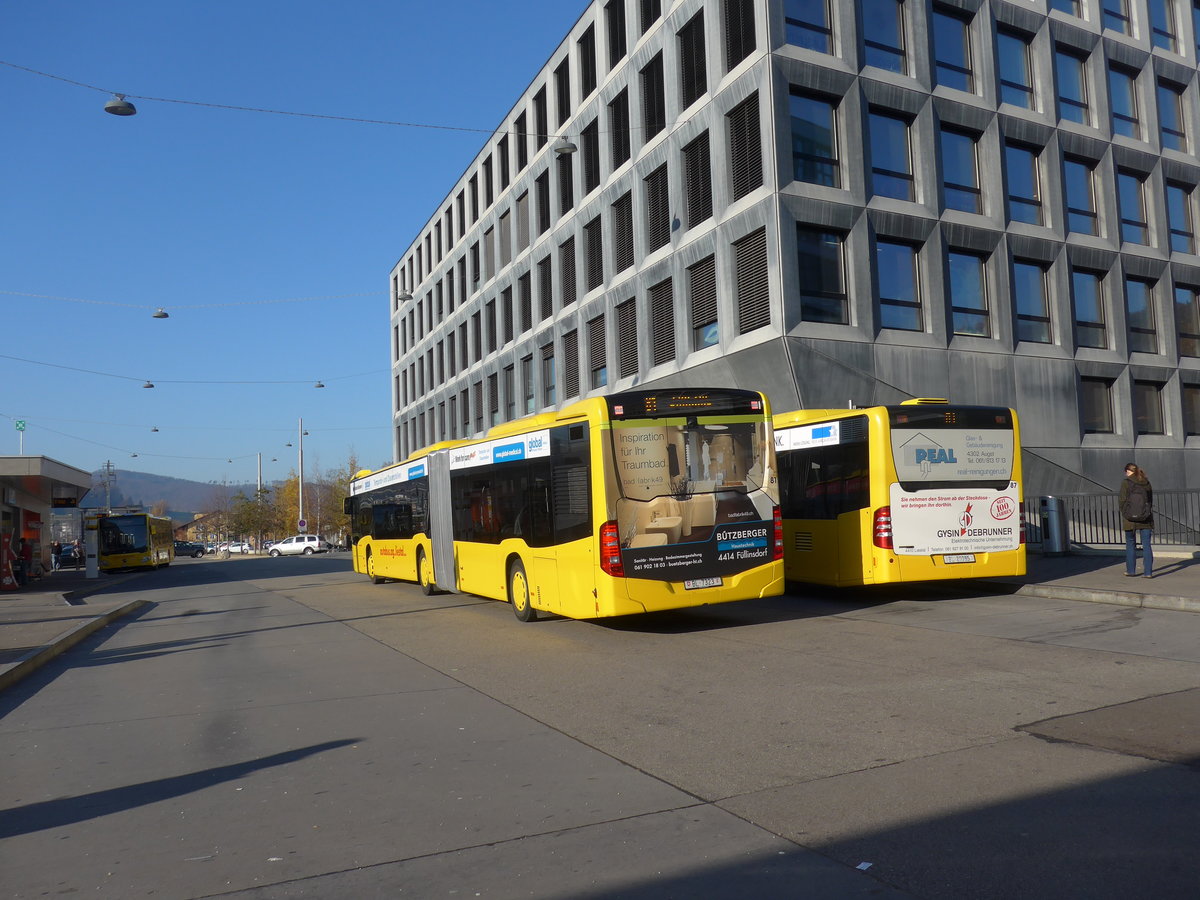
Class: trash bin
1039,496,1069,556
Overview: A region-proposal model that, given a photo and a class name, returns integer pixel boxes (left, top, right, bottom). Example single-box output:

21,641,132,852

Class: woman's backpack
1122,481,1152,523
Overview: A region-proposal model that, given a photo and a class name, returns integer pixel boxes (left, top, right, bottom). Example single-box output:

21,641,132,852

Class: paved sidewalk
2,549,1198,694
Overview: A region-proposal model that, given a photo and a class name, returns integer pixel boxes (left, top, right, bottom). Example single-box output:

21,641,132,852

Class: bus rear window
611,420,770,501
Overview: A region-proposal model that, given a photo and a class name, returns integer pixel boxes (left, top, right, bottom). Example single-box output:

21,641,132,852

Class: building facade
390,0,1200,496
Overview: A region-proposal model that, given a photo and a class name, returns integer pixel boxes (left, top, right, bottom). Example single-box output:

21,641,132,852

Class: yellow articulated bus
346,387,784,620
773,399,1025,586
96,512,175,572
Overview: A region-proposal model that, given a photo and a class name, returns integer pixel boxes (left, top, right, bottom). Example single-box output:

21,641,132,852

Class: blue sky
2,1,586,485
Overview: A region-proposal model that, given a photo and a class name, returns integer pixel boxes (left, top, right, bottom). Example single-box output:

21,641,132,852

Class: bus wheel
508,560,537,622
367,551,386,584
417,550,437,595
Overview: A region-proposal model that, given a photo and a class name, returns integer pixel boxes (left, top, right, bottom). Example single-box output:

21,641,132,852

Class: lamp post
298,418,306,533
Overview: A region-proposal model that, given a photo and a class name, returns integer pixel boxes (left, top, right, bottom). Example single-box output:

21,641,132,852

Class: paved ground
2,548,1198,693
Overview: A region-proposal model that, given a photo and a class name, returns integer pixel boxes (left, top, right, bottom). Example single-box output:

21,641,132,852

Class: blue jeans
1125,529,1153,576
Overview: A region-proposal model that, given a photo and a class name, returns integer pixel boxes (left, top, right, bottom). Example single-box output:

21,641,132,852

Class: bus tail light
1019,501,1026,544
872,507,893,549
773,506,783,560
600,520,624,577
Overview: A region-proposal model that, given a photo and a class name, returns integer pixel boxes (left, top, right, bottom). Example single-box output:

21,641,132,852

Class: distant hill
80,470,258,523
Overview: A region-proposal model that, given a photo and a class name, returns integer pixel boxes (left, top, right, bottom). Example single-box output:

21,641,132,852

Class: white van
268,534,332,556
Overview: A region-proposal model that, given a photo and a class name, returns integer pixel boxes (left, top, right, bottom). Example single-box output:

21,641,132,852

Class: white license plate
942,554,976,564
684,576,722,590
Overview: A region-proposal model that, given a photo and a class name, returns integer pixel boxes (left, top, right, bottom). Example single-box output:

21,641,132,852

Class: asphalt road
2,555,1198,899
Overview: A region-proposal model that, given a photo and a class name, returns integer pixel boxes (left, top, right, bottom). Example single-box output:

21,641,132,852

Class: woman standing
1119,463,1154,578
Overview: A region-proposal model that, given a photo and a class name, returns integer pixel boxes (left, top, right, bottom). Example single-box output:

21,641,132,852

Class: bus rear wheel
417,550,437,595
508,560,537,622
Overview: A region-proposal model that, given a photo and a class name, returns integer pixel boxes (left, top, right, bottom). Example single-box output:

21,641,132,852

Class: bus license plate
684,576,722,590
943,554,976,564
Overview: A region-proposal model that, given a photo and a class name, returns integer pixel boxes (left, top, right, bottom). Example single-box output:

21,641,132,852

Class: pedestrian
1119,462,1154,578
72,538,83,570
15,537,32,587
51,540,62,572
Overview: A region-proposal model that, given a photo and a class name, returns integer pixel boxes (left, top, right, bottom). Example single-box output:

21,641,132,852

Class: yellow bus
773,399,1025,586
347,387,784,620
96,512,175,572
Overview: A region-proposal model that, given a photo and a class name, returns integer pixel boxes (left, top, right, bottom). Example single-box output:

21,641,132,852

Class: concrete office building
390,0,1200,496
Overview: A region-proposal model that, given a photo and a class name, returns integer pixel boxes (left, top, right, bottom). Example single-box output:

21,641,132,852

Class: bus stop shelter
1,456,92,590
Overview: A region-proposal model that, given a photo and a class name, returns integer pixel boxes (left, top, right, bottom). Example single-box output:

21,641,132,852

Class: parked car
268,534,332,556
173,540,206,559
227,541,253,554
59,545,82,568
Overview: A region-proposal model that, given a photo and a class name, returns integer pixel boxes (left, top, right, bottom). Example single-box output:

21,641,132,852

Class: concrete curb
0,598,150,693
1009,582,1200,614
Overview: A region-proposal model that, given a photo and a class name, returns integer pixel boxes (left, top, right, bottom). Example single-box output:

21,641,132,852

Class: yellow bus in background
347,387,784,620
773,399,1025,586
96,512,175,572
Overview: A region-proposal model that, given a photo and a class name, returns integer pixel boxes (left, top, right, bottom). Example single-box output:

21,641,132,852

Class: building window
483,227,496,281
876,240,921,331
533,87,548,151
1064,157,1099,236
1168,182,1196,253
1013,260,1052,343
519,273,532,333
650,278,676,365
612,191,635,272
473,380,484,432
498,212,511,268
616,298,638,377
1151,0,1179,51
683,131,713,226
502,287,514,344
515,192,529,253
1183,383,1200,434
1051,0,1081,15
1102,0,1132,35
557,153,574,215
609,89,631,168
641,53,666,141
503,365,515,421
1005,143,1043,225
679,11,707,109
581,119,601,195
641,0,661,34
535,170,551,235
1080,378,1114,433
563,329,580,399
790,91,839,188
486,299,497,354
559,236,577,309
515,112,528,172
869,111,913,201
554,58,571,127
469,174,479,222
1072,269,1107,348
538,255,553,320
689,255,719,349
541,343,556,407
584,216,603,291
997,30,1034,109
644,163,671,252
1118,171,1149,244
940,127,980,213
1175,285,1200,356
735,228,770,333
797,227,846,324
723,0,756,71
1158,81,1187,152
1133,382,1165,434
498,137,510,190
606,0,628,66
1109,66,1140,139
863,0,906,74
579,25,597,99
785,0,831,53
1055,48,1089,125
948,250,990,336
488,373,500,426
520,355,534,415
728,92,763,200
1125,278,1157,353
588,314,607,389
932,7,973,92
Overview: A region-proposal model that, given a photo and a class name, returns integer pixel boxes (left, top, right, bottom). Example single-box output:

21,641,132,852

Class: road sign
298,519,307,532
14,420,25,431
